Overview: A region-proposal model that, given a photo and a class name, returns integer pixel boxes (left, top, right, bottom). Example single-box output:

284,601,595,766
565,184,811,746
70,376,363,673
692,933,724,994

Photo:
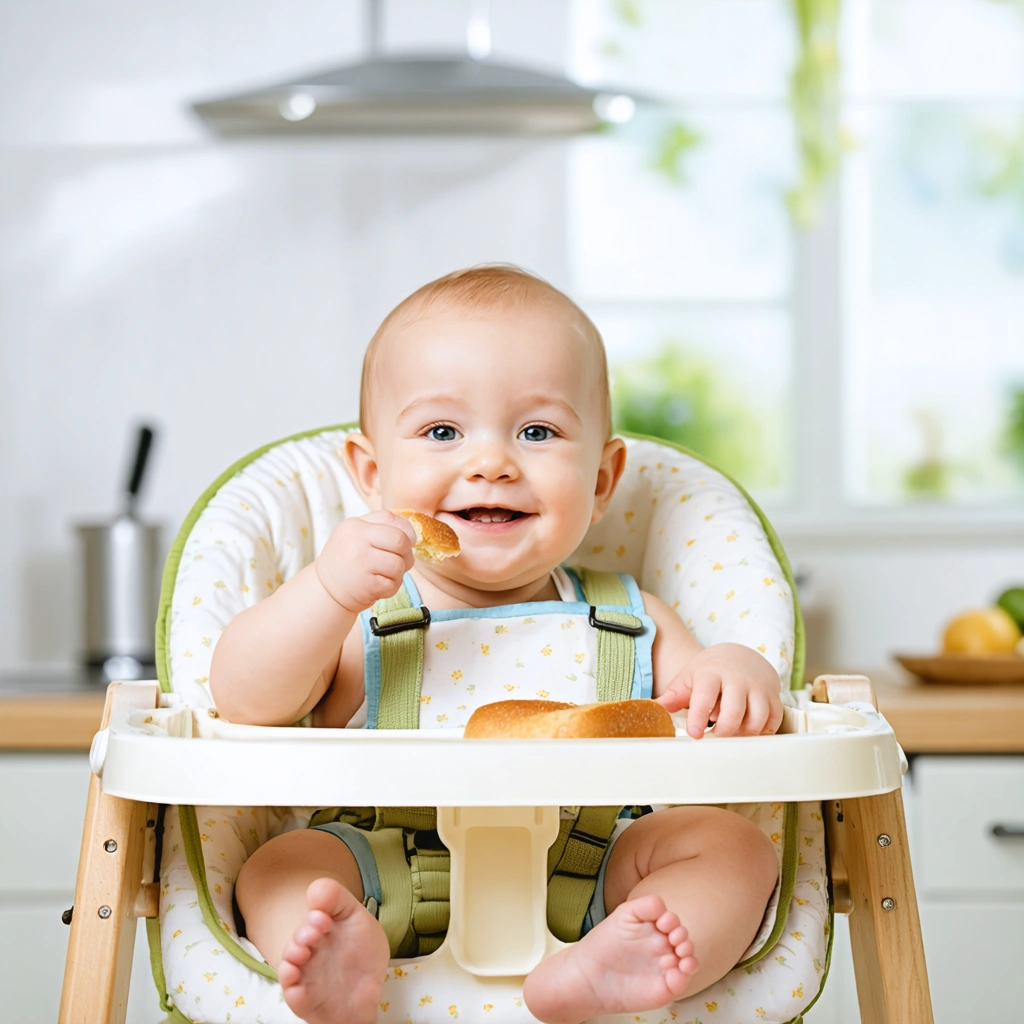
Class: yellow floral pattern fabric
158,430,825,1023
413,568,609,729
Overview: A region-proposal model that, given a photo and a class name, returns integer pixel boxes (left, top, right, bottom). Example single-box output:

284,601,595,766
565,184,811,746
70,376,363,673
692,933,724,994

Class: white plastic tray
92,684,906,806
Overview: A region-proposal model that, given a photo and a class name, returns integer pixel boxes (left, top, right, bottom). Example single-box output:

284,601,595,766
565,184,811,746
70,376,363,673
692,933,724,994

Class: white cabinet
807,756,1024,1024
2,752,1020,1023
0,754,162,1024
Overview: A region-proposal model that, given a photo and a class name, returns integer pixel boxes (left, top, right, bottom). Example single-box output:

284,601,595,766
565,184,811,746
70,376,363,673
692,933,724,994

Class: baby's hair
359,264,612,438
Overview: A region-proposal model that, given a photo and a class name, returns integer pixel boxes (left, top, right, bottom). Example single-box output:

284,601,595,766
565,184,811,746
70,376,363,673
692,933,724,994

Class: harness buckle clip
588,606,644,636
369,606,431,636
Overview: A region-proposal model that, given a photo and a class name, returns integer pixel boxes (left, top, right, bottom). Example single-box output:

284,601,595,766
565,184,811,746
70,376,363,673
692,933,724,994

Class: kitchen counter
2,668,1023,753
0,670,108,750
870,670,1024,753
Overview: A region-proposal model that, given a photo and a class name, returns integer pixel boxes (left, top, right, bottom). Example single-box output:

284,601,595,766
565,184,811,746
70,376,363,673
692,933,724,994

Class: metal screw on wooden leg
877,833,891,847
104,839,118,853
881,897,896,911
98,905,112,919
61,906,74,925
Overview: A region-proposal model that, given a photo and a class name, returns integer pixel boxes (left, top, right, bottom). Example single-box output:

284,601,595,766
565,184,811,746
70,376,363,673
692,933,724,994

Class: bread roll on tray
464,699,674,739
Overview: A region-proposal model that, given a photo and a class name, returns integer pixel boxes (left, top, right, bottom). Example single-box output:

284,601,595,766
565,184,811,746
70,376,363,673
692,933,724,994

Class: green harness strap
577,567,643,704
373,589,428,730
354,568,641,952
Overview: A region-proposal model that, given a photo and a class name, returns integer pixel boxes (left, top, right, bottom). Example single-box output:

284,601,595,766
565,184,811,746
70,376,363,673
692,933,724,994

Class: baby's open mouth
455,507,527,524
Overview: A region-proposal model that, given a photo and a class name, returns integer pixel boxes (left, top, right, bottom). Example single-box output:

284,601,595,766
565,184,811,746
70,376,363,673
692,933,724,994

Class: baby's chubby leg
235,829,390,1024
524,807,777,1024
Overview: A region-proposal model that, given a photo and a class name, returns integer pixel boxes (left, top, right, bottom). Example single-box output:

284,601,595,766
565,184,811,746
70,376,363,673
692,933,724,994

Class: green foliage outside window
611,344,783,490
1004,387,1024,473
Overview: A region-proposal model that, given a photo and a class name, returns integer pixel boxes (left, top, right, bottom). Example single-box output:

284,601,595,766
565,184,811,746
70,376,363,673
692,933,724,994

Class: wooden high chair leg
59,682,161,1024
828,788,934,1024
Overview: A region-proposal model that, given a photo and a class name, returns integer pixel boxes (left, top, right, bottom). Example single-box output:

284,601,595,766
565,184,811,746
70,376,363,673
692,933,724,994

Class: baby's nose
462,439,520,481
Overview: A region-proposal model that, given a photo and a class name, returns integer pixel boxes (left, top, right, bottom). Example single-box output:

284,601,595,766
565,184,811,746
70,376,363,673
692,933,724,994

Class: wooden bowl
894,653,1024,685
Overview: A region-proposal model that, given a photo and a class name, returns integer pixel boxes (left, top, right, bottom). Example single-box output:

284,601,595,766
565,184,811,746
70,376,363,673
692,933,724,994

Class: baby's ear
591,437,627,523
342,432,382,510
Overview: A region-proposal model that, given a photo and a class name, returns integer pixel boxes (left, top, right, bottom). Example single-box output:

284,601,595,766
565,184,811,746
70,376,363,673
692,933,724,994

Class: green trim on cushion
146,916,194,1024
155,421,359,694
620,431,806,689
178,805,279,981
736,801,799,969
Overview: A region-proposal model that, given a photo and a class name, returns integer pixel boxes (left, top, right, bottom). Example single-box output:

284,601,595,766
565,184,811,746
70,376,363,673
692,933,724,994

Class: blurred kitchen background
2,0,1023,676
1,0,1023,1021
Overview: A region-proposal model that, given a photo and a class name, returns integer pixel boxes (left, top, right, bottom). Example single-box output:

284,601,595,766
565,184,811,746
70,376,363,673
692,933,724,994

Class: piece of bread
464,699,675,739
393,510,461,564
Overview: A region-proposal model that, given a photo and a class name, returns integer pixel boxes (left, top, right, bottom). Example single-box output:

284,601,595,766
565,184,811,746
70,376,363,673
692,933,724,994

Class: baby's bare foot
523,894,698,1024
277,877,390,1024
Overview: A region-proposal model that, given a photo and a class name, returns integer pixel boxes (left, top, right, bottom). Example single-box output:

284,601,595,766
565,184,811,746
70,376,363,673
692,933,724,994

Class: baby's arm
644,591,783,739
210,511,416,726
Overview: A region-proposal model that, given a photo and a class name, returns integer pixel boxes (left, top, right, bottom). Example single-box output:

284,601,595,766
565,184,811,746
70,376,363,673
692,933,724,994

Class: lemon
942,608,1022,655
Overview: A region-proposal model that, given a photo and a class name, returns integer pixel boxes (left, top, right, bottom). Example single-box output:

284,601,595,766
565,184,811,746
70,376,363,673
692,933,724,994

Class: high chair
58,426,933,1024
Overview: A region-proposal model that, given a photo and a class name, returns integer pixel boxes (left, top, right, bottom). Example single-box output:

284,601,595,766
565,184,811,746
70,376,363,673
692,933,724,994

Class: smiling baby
210,265,783,1024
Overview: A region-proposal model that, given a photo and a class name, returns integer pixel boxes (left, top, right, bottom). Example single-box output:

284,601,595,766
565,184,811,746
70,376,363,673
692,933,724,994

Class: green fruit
997,588,1024,631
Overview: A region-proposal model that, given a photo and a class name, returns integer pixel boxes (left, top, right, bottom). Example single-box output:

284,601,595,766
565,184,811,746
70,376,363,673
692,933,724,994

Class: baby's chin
422,554,557,593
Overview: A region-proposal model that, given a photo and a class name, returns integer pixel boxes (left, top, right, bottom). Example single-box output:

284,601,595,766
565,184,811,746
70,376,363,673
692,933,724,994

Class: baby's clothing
361,565,655,729
308,565,656,957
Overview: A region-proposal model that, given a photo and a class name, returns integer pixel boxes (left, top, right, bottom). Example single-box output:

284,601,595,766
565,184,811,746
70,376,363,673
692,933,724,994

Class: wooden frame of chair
59,678,933,1024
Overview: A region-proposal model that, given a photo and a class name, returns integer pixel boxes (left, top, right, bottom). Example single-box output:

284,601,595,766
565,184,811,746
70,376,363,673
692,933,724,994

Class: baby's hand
315,511,417,614
656,643,783,739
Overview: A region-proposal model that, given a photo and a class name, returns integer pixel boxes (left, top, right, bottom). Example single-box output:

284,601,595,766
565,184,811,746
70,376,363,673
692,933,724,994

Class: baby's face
353,305,623,591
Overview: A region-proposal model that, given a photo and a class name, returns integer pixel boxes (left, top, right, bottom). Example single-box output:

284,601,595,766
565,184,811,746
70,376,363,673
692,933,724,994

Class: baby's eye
426,424,461,442
518,424,556,443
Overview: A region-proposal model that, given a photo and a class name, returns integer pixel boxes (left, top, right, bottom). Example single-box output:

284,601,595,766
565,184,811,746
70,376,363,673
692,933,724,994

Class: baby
211,265,783,1024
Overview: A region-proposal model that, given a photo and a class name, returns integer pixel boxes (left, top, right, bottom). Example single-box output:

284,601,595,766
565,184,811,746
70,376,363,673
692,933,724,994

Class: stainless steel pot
76,424,161,680
77,516,162,674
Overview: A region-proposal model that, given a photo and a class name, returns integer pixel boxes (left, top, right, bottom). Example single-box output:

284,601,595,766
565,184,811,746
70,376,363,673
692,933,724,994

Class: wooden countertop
1,671,1022,754
0,690,106,751
870,672,1024,754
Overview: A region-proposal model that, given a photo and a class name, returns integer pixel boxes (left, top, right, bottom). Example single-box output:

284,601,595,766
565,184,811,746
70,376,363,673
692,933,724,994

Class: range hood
192,0,642,136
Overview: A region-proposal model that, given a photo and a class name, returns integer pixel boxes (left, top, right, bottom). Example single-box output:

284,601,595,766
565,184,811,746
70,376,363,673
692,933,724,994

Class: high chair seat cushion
157,802,827,1024
153,426,827,1024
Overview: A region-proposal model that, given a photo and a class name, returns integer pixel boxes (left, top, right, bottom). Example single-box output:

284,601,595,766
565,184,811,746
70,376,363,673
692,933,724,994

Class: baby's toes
294,923,325,949
675,937,695,961
678,951,699,976
667,924,689,947
664,965,695,999
655,909,681,938
281,938,314,967
277,960,301,989
629,894,668,924
305,908,335,936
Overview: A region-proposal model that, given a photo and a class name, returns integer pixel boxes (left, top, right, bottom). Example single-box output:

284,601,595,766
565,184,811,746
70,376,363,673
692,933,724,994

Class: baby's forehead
375,302,597,380
361,292,609,436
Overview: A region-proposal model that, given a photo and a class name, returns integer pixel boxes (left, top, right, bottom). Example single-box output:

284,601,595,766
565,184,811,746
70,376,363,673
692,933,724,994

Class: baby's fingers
737,692,770,737
364,511,418,547
711,685,747,737
686,675,722,739
655,673,692,712
763,696,785,736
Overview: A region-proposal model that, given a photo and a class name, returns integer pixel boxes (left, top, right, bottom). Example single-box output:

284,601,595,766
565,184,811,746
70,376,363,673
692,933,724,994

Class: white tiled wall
1,0,1022,674
0,0,571,670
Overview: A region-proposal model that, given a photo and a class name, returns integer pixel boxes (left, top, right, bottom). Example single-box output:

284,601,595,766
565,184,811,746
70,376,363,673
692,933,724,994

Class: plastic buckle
369,606,431,636
588,606,644,636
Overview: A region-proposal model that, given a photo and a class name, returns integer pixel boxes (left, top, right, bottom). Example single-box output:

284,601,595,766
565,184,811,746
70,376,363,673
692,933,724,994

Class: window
568,0,1024,520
